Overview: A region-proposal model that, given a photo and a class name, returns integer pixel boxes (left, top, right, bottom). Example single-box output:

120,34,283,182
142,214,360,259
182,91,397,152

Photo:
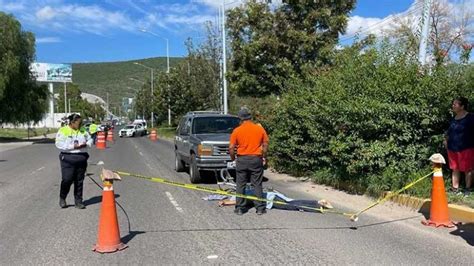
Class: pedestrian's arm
229,143,236,161
229,132,237,161
262,130,269,159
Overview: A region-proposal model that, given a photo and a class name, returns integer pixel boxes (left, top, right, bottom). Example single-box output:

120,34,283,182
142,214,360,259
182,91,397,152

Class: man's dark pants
59,153,88,204
236,155,265,211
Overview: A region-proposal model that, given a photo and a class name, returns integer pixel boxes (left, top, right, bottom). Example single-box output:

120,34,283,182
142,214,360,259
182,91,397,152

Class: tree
388,0,473,66
226,0,356,97
134,22,223,125
0,12,48,124
269,38,473,196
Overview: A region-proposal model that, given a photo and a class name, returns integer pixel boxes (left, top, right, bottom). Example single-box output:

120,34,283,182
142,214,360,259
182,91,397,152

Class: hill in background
49,57,182,110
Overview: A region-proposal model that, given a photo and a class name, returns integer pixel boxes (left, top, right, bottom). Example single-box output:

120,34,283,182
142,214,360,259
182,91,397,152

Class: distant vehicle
133,119,147,129
174,111,240,183
119,124,145,137
133,119,147,134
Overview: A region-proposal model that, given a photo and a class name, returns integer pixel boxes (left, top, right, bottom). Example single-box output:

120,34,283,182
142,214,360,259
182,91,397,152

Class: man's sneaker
256,209,267,215
464,188,472,197
234,209,245,215
75,202,86,209
59,198,67,208
450,187,463,195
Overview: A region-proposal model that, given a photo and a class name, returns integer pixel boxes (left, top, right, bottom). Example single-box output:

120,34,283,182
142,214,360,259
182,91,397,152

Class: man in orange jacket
229,107,269,215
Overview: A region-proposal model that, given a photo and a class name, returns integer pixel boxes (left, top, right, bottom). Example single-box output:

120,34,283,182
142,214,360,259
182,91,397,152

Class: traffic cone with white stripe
93,171,127,253
421,154,456,228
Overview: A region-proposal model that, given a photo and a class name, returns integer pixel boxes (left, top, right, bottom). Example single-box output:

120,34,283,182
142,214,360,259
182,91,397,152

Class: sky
0,0,469,63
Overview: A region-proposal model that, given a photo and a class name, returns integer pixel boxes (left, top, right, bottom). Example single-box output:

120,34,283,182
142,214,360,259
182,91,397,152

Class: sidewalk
0,133,56,153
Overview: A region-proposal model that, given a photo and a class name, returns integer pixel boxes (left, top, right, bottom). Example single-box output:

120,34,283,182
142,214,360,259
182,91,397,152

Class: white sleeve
85,132,93,147
55,131,74,151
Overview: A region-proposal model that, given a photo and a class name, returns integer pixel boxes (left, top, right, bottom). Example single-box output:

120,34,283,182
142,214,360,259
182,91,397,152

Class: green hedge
268,44,474,196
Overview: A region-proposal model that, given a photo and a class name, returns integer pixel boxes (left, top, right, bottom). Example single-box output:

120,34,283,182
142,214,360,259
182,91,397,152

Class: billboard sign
30,62,72,82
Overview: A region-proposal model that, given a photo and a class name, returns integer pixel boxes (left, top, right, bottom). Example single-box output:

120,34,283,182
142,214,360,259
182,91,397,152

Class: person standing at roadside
89,121,98,144
444,97,474,195
55,113,92,209
229,107,269,215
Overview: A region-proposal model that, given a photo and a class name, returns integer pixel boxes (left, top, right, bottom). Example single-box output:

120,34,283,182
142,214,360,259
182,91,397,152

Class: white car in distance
119,124,145,137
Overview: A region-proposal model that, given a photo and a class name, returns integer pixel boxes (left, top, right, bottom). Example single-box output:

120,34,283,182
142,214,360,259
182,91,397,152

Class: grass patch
154,127,176,140
0,128,54,139
309,170,474,209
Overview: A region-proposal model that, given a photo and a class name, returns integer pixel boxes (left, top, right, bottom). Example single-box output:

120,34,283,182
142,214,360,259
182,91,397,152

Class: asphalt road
0,136,473,264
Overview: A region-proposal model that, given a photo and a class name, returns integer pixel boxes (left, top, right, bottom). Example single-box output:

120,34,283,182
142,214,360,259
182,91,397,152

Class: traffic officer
229,107,269,215
89,121,98,144
55,113,92,209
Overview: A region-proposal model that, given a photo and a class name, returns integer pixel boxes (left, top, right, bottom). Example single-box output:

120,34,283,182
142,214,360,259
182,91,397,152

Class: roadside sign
30,62,72,82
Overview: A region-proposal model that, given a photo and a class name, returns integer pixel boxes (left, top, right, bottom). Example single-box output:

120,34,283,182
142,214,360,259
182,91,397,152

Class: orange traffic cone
106,130,114,142
96,132,106,150
93,180,127,253
422,153,456,228
150,129,157,141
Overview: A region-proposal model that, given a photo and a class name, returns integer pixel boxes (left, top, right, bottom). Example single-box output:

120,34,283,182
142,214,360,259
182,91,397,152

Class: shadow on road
124,215,422,234
121,231,146,244
0,137,55,144
84,194,121,206
450,223,474,246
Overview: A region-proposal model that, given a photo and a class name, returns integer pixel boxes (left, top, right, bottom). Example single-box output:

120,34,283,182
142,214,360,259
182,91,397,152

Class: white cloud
0,1,26,12
340,0,423,41
345,16,385,36
36,37,61,43
30,4,136,34
36,6,56,21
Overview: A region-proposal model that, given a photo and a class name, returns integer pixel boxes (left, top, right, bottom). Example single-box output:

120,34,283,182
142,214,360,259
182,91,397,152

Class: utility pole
106,92,109,119
151,68,154,128
418,0,433,66
221,1,228,114
166,38,171,126
68,99,71,114
63,82,67,115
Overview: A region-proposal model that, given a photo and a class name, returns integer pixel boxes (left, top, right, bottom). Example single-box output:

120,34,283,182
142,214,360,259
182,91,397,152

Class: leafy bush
269,41,474,196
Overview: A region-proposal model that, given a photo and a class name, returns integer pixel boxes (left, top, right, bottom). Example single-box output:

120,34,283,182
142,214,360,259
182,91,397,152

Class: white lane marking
165,191,183,213
207,255,218,259
135,145,138,149
139,151,144,156
30,166,46,175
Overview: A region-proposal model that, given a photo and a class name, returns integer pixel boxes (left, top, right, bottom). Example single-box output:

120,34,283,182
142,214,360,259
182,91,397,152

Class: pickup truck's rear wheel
175,151,185,172
189,154,201,183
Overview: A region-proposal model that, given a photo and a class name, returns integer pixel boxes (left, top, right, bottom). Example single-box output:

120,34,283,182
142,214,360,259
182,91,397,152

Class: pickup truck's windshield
125,125,134,129
193,117,240,134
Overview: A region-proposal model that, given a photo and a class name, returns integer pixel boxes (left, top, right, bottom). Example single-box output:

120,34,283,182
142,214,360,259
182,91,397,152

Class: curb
384,192,474,223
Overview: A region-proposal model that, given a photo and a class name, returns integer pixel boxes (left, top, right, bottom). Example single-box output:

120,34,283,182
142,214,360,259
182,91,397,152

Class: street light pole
166,38,171,126
151,68,154,128
133,62,154,128
221,1,228,114
140,29,172,125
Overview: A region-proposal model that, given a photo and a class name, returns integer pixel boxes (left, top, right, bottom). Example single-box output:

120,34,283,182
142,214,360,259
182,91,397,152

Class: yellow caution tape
349,171,434,221
114,170,353,215
113,170,434,221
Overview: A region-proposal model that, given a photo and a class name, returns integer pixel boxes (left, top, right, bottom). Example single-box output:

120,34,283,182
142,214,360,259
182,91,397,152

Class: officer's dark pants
91,133,97,144
59,153,89,203
236,155,265,211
